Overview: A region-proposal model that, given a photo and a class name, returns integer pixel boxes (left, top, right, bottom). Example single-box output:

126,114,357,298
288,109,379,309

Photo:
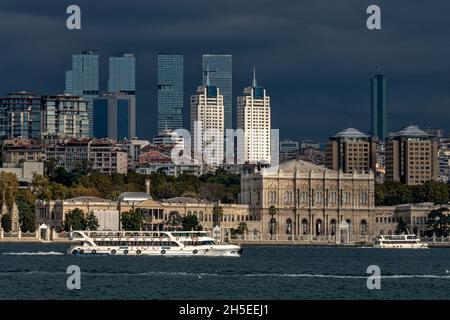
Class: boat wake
0,269,449,279
2,251,64,256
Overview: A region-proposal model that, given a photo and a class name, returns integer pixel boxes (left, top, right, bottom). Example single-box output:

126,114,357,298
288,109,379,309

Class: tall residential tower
237,70,271,164
65,50,99,136
325,128,377,174
108,53,136,95
190,73,224,167
370,71,387,140
157,55,184,132
385,125,439,185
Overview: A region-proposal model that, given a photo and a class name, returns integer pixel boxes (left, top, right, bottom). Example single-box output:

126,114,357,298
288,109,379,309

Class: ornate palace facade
240,159,375,242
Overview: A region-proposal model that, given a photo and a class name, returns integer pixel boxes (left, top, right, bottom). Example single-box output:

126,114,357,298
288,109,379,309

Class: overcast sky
0,0,449,141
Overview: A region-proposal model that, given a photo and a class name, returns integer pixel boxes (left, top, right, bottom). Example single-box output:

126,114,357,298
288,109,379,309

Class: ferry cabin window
94,241,179,247
182,241,214,246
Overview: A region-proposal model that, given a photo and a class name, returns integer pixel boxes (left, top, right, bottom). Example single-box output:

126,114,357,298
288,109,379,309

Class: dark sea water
0,243,449,300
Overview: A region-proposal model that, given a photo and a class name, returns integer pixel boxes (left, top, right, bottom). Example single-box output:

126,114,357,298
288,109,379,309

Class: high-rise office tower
157,55,184,132
108,53,136,95
93,93,136,140
190,73,224,167
385,125,439,185
202,54,232,131
0,92,41,140
370,71,387,140
41,94,90,139
325,128,377,174
65,50,100,137
237,70,271,164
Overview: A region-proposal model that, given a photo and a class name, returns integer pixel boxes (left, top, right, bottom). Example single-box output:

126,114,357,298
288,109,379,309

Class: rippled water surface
0,243,449,299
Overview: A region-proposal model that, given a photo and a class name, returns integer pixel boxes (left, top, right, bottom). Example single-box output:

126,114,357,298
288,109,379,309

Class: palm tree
213,205,223,227
268,205,277,217
268,205,277,239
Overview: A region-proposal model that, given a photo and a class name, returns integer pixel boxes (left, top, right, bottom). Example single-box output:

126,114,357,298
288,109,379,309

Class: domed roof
66,196,111,203
118,192,152,202
394,125,429,137
279,159,328,173
333,128,368,138
163,197,203,204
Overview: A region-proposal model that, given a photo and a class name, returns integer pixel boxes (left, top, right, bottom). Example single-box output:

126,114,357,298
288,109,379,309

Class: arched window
330,219,337,236
344,192,351,204
315,219,323,236
301,219,308,235
360,219,367,235
315,192,322,204
330,192,337,204
301,192,308,204
286,218,293,235
284,191,293,204
360,192,367,205
269,191,277,204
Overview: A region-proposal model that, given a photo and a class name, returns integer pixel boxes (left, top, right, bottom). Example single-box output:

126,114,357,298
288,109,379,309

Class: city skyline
1,1,450,141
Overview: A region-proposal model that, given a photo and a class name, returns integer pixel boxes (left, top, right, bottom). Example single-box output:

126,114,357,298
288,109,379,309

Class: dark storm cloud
0,0,449,140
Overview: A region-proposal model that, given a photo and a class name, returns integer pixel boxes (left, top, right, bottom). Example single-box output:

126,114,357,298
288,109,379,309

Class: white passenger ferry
67,230,243,257
373,234,428,249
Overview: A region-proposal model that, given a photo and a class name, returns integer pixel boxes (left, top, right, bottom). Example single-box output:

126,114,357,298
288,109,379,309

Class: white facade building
41,94,90,139
153,129,184,150
190,79,224,167
237,70,271,164
46,139,128,174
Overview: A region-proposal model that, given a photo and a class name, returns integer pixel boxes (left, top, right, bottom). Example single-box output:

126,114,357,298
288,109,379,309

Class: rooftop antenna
252,67,257,87
206,66,210,86
376,65,382,75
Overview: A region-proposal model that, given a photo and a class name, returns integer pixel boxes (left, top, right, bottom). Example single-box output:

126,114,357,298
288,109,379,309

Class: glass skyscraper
108,53,136,95
65,50,99,137
157,55,184,133
202,54,232,130
370,72,387,140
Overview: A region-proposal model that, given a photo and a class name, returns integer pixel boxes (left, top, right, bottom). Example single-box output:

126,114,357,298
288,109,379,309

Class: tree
212,205,223,226
15,189,36,233
31,174,51,201
85,212,99,231
395,217,408,235
166,211,182,231
181,214,202,231
45,158,58,179
0,172,19,208
121,210,142,231
1,214,11,232
237,222,248,234
425,207,450,237
63,208,87,231
268,205,277,217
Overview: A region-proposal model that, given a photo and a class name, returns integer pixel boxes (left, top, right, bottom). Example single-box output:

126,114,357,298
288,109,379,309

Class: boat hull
373,243,428,249
67,244,242,257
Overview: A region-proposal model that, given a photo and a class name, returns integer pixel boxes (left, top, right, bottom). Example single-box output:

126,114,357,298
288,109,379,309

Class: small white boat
373,234,428,249
67,230,242,257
